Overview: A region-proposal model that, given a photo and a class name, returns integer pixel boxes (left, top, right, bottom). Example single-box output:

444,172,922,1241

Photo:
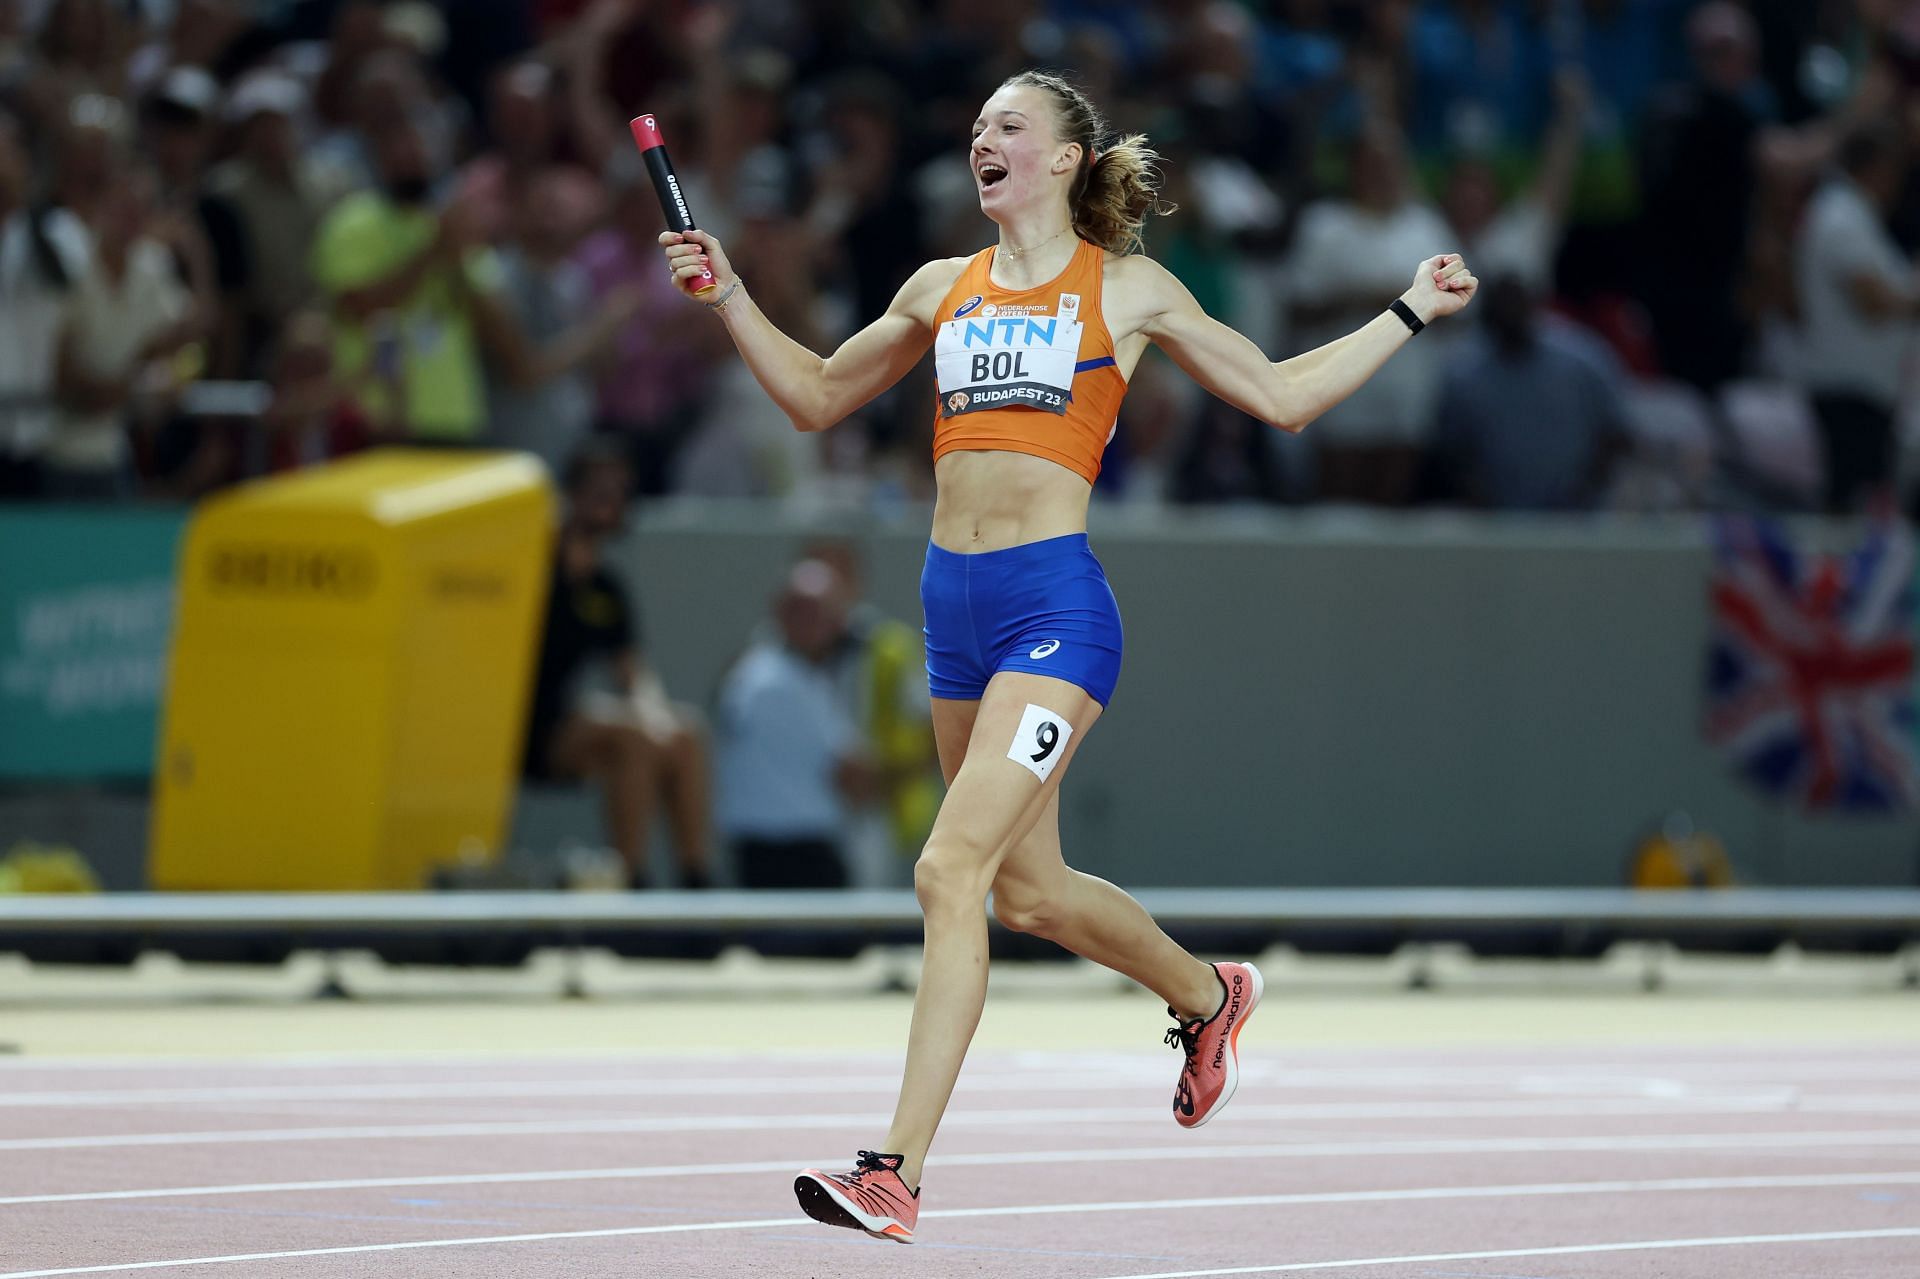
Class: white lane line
15,1076,1915,1110
2,1175,1917,1277
1079,1227,1920,1279
0,1074,1156,1108
42,1085,1920,1114
0,1095,1841,1152
0,1215,806,1278
10,1133,1920,1207
4,1053,1915,1083
1790,1094,1920,1112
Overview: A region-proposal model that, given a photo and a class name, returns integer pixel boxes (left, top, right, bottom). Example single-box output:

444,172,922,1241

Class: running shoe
1166,961,1263,1128
794,1150,919,1243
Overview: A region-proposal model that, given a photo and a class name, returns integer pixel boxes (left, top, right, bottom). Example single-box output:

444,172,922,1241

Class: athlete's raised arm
662,229,962,433
1123,252,1477,433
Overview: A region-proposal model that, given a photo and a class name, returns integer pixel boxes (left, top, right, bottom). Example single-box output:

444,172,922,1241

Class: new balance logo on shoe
1167,961,1262,1130
1211,973,1244,1069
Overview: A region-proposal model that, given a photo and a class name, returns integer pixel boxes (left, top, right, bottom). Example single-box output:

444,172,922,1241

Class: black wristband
1389,298,1425,335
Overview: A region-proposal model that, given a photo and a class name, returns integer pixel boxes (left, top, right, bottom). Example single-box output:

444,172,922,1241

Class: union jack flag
1706,516,1919,811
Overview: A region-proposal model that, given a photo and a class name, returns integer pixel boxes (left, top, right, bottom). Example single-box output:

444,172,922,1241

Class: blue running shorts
920,532,1123,706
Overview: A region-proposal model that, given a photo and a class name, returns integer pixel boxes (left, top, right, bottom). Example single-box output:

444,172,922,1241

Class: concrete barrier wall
5,503,1914,889
613,503,1920,888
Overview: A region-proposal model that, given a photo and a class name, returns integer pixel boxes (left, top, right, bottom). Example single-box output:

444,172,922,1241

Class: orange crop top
929,238,1128,484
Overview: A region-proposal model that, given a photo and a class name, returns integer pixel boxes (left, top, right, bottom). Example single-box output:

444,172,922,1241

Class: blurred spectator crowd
1,0,1918,514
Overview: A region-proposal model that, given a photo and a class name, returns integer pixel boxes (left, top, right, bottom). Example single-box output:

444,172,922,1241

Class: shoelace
1163,1018,1201,1069
851,1149,898,1180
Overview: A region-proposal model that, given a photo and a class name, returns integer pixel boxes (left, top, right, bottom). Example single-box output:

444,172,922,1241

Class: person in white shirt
0,109,89,496
1441,68,1590,300
1287,126,1454,504
1794,121,1916,513
48,159,207,499
716,558,878,889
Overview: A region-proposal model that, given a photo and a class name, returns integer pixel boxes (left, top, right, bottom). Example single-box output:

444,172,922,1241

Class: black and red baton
630,113,716,296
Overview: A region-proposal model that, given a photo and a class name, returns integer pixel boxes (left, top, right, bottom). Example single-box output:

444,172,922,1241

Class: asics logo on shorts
1029,639,1060,659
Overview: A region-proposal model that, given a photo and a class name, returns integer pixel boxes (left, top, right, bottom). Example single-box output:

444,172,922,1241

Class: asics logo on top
1029,639,1060,659
953,294,983,318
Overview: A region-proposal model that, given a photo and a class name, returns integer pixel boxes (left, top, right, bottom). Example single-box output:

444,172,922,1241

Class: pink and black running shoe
794,1150,919,1243
1166,960,1263,1128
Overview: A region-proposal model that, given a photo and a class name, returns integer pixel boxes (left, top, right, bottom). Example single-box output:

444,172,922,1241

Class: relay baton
630,114,716,296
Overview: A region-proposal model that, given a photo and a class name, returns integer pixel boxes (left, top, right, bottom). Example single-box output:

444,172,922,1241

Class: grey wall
7,505,1914,889
615,503,1920,888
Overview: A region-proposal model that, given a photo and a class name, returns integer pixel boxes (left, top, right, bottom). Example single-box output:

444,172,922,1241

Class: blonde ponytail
1072,132,1168,256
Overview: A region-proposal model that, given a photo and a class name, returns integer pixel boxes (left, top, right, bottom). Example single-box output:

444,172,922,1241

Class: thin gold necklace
1003,226,1073,260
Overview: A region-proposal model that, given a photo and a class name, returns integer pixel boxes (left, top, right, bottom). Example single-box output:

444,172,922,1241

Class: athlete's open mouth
978,164,1007,188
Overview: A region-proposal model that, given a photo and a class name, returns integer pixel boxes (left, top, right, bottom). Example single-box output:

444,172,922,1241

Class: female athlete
660,70,1477,1242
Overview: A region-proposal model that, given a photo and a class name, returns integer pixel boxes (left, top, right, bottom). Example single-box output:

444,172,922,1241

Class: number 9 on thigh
1008,702,1074,783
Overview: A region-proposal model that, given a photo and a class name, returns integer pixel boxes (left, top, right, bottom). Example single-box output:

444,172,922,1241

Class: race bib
934,294,1085,418
1006,702,1073,782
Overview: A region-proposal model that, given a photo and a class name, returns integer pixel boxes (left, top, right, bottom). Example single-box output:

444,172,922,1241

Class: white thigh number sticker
1007,703,1074,782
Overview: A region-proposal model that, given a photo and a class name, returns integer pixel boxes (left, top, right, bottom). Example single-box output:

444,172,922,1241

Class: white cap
155,65,220,118
227,70,307,123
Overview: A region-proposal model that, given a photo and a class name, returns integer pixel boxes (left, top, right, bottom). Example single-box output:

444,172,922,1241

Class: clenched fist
1403,253,1478,323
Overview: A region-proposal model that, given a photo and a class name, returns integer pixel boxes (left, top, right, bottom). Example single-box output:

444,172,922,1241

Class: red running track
2,1044,1918,1277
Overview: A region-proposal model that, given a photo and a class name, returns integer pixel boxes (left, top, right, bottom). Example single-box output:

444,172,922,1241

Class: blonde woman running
661,70,1477,1242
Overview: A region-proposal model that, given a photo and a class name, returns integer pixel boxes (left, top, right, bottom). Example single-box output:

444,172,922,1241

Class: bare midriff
930,449,1093,553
